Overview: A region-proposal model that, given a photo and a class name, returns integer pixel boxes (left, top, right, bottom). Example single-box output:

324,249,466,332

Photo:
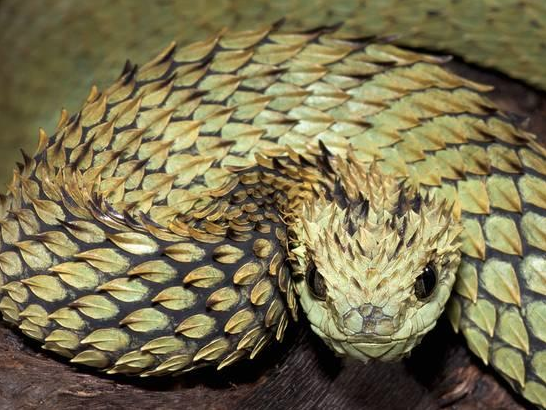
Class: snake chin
288,161,462,362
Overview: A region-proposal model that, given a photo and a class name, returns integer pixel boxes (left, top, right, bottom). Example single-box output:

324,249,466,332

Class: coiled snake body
0,1,545,408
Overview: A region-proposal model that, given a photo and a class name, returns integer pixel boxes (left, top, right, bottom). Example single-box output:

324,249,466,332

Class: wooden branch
0,318,529,409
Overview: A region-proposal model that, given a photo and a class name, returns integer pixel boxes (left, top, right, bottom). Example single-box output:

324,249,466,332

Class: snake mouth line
345,333,394,344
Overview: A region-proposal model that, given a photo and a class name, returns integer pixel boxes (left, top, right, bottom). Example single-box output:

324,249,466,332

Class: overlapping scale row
0,179,295,374
0,22,544,406
1,1,546,190
0,125,296,375
446,152,546,407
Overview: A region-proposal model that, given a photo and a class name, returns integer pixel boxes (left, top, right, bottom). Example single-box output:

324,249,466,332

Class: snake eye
415,263,437,300
306,264,327,300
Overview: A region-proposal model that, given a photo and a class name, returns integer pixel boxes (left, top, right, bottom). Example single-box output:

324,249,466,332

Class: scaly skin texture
0,0,545,186
288,157,462,362
0,8,545,410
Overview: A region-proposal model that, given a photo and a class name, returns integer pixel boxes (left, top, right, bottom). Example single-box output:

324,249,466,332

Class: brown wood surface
0,60,543,410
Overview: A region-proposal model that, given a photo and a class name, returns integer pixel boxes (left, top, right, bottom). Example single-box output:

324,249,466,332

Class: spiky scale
71,350,110,368
98,278,149,303
127,260,177,283
250,279,274,306
16,241,53,270
465,299,496,338
453,262,478,302
81,328,131,352
19,320,44,340
527,302,546,343
182,265,224,288
19,304,49,327
462,326,490,365
109,351,156,374
0,297,20,323
213,244,245,264
50,262,99,290
483,216,522,256
71,295,120,320
164,243,206,263
458,218,485,260
152,287,196,311
141,336,185,355
107,232,160,255
497,309,530,354
0,21,543,409
0,253,23,277
21,276,66,302
120,308,170,332
493,347,526,389
75,249,130,273
481,260,521,306
521,255,546,295
176,314,217,339
44,329,80,350
206,287,239,311
521,213,546,252
147,354,192,376
225,309,255,334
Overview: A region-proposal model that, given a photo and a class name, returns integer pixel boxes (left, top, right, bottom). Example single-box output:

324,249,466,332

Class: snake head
289,160,462,362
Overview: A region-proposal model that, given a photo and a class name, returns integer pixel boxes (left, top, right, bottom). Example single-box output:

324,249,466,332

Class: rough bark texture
0,60,543,410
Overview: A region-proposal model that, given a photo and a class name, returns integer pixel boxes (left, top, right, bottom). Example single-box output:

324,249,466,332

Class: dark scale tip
301,22,344,36
398,216,408,240
156,43,177,66
360,199,370,219
393,237,404,257
338,34,379,47
333,232,344,251
318,139,333,157
355,239,366,256
271,157,285,171
122,63,139,86
58,218,81,232
72,137,95,168
271,18,286,31
103,200,125,221
69,112,82,128
119,59,135,78
411,192,422,213
298,153,315,168
406,230,418,248
20,149,33,169
187,89,208,102
395,186,408,218
139,211,162,228
122,210,144,231
158,72,177,88
195,53,215,70
331,179,346,203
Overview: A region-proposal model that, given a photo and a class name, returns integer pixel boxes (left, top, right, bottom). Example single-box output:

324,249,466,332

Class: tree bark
0,60,543,410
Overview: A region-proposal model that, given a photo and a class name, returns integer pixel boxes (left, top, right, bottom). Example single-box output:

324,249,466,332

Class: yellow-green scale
0,160,295,375
0,22,543,407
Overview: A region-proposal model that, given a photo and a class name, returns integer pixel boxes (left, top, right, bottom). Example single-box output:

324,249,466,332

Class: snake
0,0,544,408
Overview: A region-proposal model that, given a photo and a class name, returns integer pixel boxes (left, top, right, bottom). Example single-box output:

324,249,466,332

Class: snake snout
341,303,400,338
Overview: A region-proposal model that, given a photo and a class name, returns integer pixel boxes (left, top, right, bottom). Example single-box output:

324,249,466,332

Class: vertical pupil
307,265,326,299
415,264,437,299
